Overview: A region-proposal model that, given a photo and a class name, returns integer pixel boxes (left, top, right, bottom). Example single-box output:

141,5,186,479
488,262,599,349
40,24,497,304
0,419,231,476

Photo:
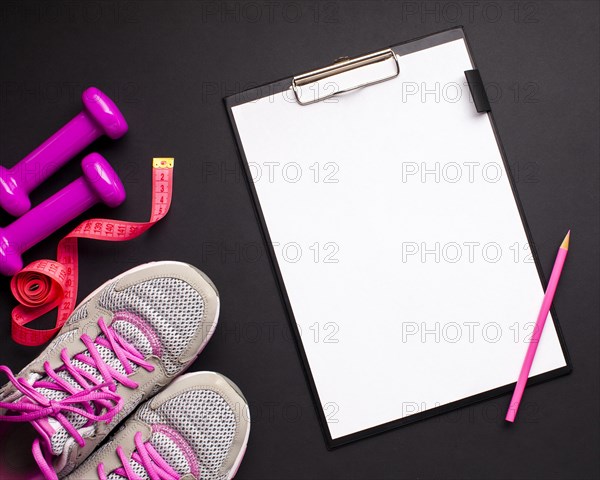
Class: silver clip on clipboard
291,49,400,105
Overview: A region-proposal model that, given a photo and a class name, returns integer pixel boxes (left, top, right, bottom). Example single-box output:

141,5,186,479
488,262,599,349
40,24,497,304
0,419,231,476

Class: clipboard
225,27,571,447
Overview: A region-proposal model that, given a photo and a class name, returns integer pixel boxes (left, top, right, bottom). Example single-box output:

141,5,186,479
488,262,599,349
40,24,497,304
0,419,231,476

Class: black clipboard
224,27,572,448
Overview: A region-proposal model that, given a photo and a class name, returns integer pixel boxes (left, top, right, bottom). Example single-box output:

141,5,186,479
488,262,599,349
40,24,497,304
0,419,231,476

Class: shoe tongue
107,428,195,480
33,314,155,458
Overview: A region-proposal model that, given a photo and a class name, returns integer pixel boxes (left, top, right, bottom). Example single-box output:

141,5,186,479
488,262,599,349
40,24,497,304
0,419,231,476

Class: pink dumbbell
0,87,128,217
0,153,126,276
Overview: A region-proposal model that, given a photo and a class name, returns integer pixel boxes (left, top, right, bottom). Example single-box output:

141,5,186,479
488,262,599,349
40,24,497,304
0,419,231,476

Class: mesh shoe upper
69,372,250,480
131,389,237,480
0,262,220,479
99,277,208,376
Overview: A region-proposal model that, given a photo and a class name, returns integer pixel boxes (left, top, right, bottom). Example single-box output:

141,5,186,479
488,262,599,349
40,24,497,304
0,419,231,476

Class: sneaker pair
0,262,250,480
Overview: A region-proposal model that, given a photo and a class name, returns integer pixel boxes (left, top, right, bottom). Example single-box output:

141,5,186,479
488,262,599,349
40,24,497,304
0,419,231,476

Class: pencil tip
560,230,570,250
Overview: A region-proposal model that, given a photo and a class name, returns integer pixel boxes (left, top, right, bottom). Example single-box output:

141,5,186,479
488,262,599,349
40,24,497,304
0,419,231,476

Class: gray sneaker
0,261,220,479
68,371,250,480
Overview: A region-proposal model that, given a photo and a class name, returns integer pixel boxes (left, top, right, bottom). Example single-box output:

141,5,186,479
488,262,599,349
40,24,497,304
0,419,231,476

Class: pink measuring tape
10,158,174,347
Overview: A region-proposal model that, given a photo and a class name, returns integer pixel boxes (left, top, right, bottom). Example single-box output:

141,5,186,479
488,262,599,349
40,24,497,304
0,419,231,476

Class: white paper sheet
232,37,567,440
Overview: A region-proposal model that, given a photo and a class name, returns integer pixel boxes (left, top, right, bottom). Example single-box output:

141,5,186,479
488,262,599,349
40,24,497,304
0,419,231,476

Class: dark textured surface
0,1,598,479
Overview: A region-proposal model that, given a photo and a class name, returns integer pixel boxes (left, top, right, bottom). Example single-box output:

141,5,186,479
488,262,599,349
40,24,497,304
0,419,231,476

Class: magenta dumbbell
0,87,128,217
0,153,126,276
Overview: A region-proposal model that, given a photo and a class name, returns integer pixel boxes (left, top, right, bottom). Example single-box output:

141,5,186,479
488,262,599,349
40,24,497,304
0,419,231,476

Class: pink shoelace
0,318,155,480
97,431,180,480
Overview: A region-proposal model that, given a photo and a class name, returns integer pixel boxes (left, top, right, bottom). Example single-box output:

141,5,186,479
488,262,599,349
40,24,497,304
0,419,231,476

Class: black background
0,1,598,479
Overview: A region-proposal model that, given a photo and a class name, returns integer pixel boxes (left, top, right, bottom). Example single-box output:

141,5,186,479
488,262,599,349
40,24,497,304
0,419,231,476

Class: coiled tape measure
10,158,174,346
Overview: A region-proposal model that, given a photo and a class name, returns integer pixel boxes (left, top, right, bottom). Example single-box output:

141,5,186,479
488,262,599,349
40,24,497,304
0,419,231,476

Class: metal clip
292,49,400,106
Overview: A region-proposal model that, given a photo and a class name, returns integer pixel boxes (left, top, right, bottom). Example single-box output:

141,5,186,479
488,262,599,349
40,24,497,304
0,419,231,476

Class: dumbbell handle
17,112,106,192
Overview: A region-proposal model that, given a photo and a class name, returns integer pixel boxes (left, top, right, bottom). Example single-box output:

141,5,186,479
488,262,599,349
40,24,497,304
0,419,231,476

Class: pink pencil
505,230,571,422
